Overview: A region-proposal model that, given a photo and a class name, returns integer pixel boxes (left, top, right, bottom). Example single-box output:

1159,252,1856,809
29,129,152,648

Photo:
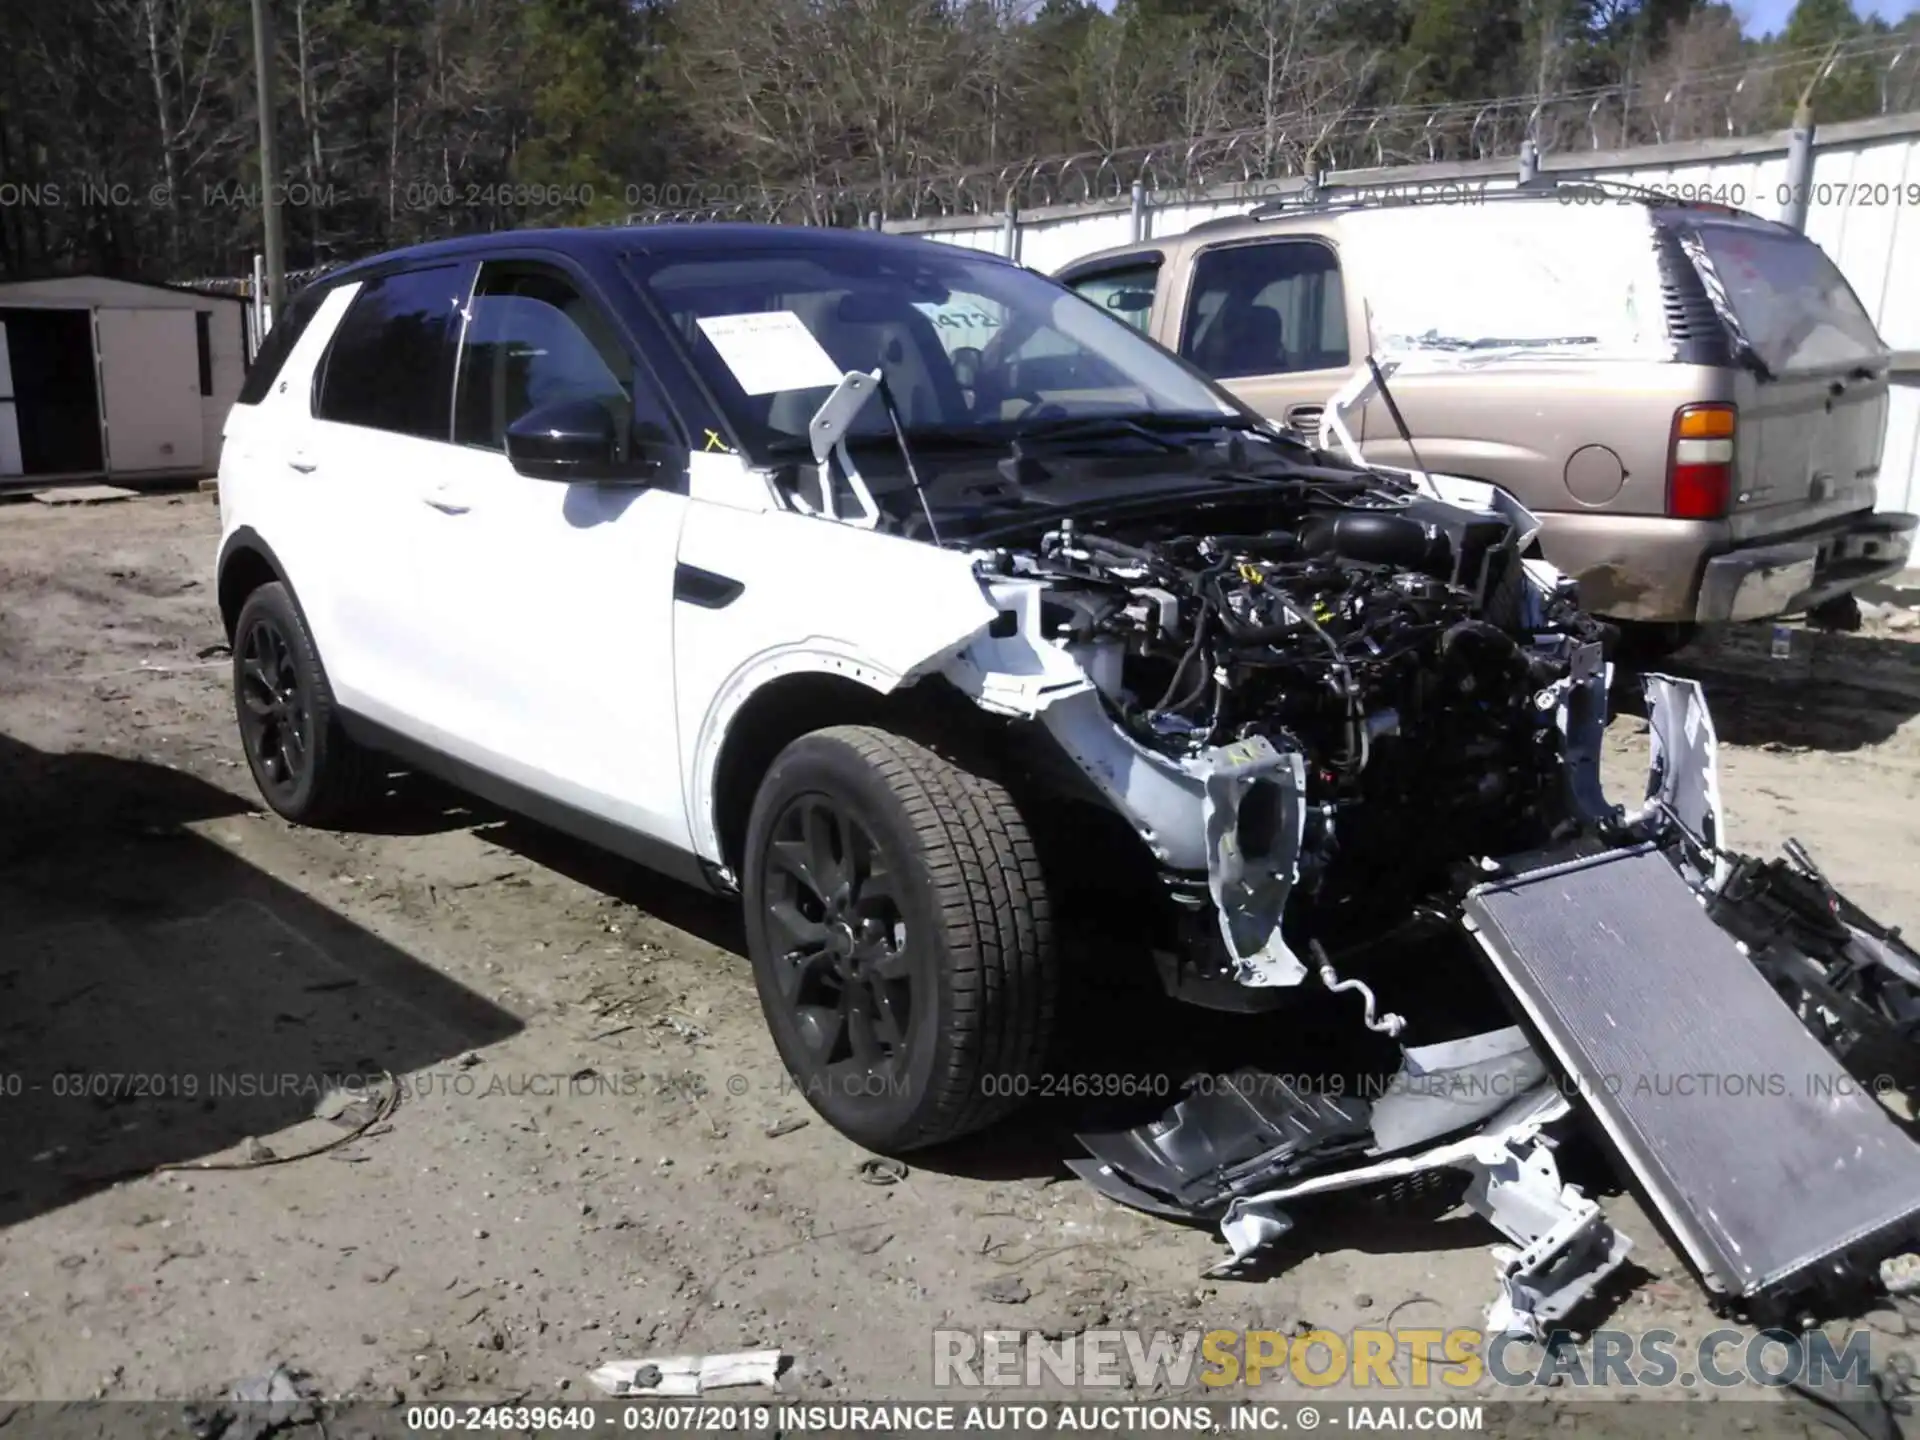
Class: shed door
0,321,20,476
97,307,204,472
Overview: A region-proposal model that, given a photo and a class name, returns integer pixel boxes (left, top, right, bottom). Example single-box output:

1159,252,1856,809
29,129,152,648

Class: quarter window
315,265,465,438
453,264,636,452
236,281,329,407
1181,242,1350,380
1066,263,1160,334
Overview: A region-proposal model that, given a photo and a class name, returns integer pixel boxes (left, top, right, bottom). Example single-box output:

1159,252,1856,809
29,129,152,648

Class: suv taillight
1667,404,1736,519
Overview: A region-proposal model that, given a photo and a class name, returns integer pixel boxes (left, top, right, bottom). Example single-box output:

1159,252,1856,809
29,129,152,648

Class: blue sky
1085,0,1918,41
1739,0,1915,32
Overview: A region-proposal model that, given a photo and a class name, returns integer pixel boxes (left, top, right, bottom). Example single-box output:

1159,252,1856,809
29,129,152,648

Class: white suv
214,226,1917,1242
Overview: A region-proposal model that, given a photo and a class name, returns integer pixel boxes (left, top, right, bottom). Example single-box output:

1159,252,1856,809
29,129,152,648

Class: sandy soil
2,494,1918,1424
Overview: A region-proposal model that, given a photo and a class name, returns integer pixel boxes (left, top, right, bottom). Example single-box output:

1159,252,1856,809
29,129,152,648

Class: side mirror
506,399,682,485
1106,290,1153,314
505,399,623,482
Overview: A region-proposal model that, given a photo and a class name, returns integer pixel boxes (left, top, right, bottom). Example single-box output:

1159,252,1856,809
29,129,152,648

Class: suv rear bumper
1695,511,1917,622
1541,510,1917,624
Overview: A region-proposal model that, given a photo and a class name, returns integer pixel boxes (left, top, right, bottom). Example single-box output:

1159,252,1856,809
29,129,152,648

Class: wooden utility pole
250,0,287,325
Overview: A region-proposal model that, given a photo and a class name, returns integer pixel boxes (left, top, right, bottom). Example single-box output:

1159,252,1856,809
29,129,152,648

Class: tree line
0,0,1913,285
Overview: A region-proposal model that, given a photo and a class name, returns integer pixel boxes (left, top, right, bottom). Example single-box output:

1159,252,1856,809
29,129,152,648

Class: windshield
628,244,1242,460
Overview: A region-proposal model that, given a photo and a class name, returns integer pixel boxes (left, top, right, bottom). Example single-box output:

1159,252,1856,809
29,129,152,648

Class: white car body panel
673,485,998,865
401,441,694,849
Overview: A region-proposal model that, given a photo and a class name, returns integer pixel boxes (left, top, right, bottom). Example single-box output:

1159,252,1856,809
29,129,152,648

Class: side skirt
338,712,726,896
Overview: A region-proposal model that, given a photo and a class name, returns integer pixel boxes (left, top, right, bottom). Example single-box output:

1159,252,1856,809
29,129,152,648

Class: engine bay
985,474,1612,962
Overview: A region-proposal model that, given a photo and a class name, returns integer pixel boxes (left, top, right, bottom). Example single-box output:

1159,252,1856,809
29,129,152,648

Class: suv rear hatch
1677,214,1890,541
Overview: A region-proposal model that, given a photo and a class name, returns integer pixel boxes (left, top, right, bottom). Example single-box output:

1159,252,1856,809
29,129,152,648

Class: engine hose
1151,608,1212,713
1438,618,1521,666
1309,940,1406,1037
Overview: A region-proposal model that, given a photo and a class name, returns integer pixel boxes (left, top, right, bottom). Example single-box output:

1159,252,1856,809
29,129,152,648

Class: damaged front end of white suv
906,450,1920,1340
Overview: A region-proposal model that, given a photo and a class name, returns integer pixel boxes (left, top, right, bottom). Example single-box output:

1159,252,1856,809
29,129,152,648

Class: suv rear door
1682,217,1891,541
307,260,474,729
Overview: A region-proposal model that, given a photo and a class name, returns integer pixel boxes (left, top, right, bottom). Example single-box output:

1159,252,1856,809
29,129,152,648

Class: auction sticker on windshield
694,310,844,394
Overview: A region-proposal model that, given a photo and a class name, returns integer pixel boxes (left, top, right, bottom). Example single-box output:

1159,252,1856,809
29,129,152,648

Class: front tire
742,725,1057,1152
232,581,384,825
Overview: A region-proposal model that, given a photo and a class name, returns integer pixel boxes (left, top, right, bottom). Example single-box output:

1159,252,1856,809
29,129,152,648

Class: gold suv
1058,183,1916,637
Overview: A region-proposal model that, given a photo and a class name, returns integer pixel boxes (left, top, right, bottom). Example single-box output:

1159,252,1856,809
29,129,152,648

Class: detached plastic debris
184,1365,317,1440
588,1350,784,1397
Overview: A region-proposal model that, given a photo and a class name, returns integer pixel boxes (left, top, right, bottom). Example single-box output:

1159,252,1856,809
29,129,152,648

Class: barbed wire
630,33,1920,227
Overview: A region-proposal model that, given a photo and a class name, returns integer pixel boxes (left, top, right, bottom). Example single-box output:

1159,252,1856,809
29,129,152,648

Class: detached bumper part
1074,1035,1634,1340
1205,1087,1630,1341
1695,511,1917,623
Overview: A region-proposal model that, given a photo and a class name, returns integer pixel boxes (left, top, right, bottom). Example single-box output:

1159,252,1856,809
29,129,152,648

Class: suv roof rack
1215,173,1764,227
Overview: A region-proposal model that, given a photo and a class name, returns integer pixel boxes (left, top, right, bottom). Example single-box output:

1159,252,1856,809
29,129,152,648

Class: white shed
0,275,249,486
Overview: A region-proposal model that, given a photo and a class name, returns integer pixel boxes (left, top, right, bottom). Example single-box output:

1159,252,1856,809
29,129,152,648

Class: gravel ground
2,493,1918,1428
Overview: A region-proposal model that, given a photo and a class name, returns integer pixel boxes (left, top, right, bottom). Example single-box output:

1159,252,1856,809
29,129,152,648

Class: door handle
423,491,472,515
287,457,318,474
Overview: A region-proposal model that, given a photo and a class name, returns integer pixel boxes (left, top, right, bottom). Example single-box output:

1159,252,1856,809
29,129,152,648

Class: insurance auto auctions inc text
933,1326,1874,1391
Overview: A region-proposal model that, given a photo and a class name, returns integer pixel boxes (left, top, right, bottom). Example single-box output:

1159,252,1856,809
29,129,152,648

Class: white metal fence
889,112,1920,520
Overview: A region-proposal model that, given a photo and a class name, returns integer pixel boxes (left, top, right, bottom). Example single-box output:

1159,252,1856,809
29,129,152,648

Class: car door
302,260,476,732
1171,237,1355,438
408,256,695,851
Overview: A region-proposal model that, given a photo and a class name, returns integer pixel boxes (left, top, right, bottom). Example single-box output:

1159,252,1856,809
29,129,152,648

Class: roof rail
1219,171,1765,226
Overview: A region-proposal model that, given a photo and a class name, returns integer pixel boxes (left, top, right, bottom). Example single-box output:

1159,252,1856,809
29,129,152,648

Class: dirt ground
3,493,1919,1421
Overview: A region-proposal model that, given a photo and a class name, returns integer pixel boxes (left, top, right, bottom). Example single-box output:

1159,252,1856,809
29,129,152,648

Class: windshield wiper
1009,412,1262,452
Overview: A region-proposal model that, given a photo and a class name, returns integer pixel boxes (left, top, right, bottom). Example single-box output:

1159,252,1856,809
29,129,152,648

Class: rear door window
1064,262,1160,333
315,264,467,439
1690,224,1886,374
1180,241,1349,379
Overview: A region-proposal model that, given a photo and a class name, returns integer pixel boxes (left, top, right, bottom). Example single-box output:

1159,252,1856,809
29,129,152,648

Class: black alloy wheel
762,792,915,1089
237,610,311,803
742,725,1057,1152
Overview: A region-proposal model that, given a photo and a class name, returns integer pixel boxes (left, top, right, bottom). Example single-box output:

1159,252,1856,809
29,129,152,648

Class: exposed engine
1007,481,1609,935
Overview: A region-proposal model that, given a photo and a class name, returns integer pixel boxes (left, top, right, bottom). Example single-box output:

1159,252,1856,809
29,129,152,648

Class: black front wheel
742,725,1057,1152
232,582,384,825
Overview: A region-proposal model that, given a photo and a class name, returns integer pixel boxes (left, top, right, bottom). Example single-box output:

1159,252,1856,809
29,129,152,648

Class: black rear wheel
232,582,384,825
742,725,1057,1152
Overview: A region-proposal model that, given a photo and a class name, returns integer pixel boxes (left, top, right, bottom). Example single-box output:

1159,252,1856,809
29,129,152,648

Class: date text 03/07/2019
402,1402,1487,1433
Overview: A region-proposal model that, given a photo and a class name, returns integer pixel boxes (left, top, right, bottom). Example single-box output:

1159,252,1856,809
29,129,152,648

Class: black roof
322,222,1010,286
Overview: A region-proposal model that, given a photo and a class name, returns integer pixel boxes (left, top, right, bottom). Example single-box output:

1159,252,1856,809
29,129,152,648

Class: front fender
682,641,934,863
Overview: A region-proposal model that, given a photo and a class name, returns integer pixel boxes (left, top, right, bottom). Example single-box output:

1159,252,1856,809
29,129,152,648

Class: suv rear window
1690,223,1885,375
316,264,466,439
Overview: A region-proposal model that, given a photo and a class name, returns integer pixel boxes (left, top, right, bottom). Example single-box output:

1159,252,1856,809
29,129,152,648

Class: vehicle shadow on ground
0,732,523,1232
476,816,749,957
1616,626,1920,753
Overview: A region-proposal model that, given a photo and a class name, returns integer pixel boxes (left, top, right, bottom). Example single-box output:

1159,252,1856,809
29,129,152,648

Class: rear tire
232,582,385,826
741,725,1057,1152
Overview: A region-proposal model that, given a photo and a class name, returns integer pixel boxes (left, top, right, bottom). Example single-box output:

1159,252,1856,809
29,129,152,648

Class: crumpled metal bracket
1197,735,1308,987
1533,638,1613,823
1636,673,1728,888
1466,1129,1634,1340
